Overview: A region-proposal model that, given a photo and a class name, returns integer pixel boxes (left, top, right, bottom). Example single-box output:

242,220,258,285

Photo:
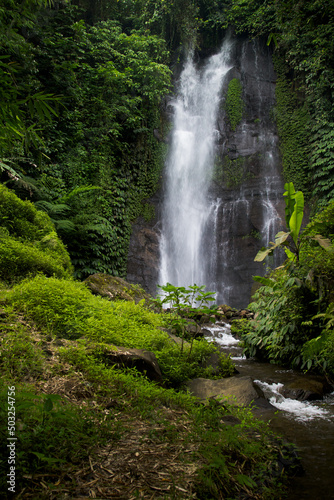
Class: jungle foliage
223,0,334,208
0,184,73,282
1,0,334,376
1,0,334,279
0,0,171,279
244,188,334,376
0,2,328,497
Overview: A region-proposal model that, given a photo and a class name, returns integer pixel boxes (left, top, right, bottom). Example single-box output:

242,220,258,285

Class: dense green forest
1,1,334,497
1,0,334,278
1,0,334,372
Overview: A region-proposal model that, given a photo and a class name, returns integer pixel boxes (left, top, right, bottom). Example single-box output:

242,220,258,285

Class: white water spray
159,38,233,289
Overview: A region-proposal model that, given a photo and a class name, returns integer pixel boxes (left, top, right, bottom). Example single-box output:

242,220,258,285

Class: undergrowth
0,325,288,499
0,278,291,499
5,275,227,387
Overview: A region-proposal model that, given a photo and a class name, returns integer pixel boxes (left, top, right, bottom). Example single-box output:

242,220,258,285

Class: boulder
84,273,152,305
100,346,163,383
200,352,222,377
199,314,212,324
201,328,214,337
186,376,265,407
127,209,161,297
185,320,201,336
158,327,192,350
199,352,238,377
278,378,328,402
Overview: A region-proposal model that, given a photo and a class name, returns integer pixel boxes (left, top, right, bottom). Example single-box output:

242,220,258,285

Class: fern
60,185,102,204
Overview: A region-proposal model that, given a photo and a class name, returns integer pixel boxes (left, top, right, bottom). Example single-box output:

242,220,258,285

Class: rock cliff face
127,35,285,308
126,188,163,296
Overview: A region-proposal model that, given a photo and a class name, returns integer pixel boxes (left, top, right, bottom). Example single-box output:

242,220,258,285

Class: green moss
0,184,53,240
213,155,247,188
6,275,219,387
84,273,152,305
0,236,72,283
225,78,244,131
0,184,73,283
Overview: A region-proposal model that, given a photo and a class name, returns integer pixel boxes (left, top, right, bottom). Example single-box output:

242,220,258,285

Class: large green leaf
289,190,304,245
252,275,275,286
283,182,296,227
254,247,274,262
312,234,333,251
254,231,291,262
284,247,296,261
274,231,291,246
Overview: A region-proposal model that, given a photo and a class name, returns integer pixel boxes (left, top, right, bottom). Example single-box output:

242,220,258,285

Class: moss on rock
225,78,244,131
84,273,152,305
0,184,73,283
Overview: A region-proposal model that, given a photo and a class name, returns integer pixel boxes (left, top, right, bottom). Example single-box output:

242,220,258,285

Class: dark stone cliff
127,35,285,308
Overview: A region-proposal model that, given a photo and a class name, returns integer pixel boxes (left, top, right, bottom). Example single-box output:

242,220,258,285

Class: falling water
159,38,233,290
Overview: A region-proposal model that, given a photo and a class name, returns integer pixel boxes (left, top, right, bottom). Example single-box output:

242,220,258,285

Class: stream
205,323,334,500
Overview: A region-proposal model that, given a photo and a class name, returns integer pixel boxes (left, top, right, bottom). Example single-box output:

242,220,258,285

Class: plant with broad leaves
156,282,216,312
255,182,331,266
255,182,305,263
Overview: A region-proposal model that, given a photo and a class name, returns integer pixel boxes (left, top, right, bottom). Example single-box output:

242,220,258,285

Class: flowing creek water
205,323,334,499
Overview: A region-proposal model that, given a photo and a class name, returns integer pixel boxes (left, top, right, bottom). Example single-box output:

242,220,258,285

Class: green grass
6,275,228,387
0,277,293,499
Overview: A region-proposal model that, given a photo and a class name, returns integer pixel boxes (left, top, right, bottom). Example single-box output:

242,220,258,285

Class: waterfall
125,35,285,307
159,38,233,291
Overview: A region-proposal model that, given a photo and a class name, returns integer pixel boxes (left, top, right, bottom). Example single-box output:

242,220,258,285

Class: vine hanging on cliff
225,77,244,131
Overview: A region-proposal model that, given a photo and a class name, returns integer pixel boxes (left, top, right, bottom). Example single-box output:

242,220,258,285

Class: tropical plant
0,0,64,157
156,282,216,309
255,182,305,263
301,302,334,373
246,269,317,365
155,283,217,357
248,182,334,373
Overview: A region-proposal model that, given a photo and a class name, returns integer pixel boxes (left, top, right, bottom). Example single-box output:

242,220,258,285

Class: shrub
300,199,334,301
0,184,73,282
0,184,54,240
301,302,334,374
230,319,254,338
246,269,317,366
0,235,72,282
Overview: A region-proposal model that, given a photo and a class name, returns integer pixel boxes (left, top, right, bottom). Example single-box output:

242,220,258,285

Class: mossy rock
0,184,73,283
0,235,72,282
0,184,54,240
84,273,152,305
